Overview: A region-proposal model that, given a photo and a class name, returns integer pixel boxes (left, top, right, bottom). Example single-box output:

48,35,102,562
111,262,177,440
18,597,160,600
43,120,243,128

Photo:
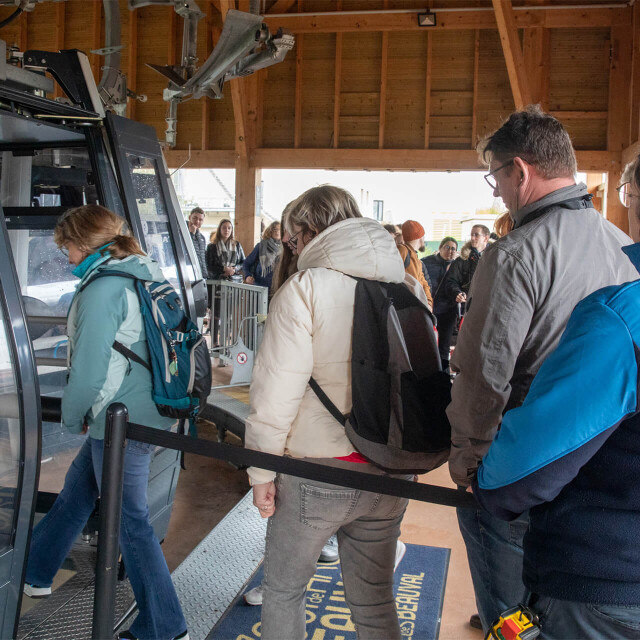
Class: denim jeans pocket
300,483,359,529
586,604,640,631
127,440,155,456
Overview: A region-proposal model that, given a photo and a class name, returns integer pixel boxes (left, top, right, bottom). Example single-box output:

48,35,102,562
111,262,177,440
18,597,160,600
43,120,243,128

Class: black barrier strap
125,423,476,509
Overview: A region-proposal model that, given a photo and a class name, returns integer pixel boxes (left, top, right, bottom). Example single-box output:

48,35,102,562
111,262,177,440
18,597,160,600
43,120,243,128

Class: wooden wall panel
262,41,297,147
339,32,381,148
27,3,56,54
385,32,428,149
301,33,335,147
0,7,24,51
475,29,514,143
430,31,475,148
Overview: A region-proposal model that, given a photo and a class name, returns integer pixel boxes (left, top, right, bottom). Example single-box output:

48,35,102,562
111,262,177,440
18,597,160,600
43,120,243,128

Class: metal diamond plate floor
18,543,134,640
172,491,266,640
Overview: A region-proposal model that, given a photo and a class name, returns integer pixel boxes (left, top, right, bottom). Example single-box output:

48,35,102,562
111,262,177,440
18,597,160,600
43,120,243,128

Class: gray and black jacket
447,183,638,486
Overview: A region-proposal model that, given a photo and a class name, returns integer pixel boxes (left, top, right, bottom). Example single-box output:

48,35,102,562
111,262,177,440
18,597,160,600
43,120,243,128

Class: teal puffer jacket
62,253,176,438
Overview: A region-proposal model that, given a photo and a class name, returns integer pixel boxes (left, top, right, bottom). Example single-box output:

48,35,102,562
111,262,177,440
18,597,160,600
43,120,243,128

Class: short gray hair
478,105,577,179
285,185,362,234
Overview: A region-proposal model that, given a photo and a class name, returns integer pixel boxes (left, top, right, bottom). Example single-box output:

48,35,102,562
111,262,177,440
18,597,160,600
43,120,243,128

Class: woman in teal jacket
23,205,189,640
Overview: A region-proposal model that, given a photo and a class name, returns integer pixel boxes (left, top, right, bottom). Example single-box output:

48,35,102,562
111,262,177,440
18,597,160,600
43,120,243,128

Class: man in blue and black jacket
474,155,640,639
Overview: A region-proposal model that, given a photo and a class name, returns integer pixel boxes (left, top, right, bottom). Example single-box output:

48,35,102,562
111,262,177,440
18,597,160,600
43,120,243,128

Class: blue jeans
529,594,640,639
457,504,529,632
25,437,186,640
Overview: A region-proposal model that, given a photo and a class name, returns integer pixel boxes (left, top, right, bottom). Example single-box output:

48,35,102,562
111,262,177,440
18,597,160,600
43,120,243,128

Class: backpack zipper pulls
168,340,179,376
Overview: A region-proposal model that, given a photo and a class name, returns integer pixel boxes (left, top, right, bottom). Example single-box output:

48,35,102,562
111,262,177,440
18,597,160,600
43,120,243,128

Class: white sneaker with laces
23,583,52,598
394,540,406,572
318,537,339,563
243,584,264,606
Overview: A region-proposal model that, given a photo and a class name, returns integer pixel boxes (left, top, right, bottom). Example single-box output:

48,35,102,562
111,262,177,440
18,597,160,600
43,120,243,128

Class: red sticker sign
237,352,248,365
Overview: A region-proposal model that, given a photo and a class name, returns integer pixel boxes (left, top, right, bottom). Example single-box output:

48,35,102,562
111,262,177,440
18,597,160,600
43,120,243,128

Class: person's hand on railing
245,276,255,284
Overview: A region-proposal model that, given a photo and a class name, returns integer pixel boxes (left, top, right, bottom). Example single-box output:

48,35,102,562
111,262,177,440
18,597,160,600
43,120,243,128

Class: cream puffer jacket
245,217,429,485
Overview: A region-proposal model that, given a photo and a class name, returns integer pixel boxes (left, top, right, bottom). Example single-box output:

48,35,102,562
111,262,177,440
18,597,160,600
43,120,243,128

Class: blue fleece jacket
474,243,640,605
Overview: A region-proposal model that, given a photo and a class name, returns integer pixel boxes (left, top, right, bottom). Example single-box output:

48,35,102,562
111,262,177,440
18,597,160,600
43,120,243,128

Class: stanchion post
92,403,128,640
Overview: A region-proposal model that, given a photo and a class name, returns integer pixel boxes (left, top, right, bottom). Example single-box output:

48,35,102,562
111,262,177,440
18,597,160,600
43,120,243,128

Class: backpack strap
403,250,411,269
309,377,347,426
77,269,139,293
112,340,152,372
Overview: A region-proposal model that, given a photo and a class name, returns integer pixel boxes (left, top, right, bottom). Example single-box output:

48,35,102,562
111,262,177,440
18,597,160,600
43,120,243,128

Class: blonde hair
285,185,362,235
262,221,281,240
54,205,144,259
214,218,235,245
271,202,297,295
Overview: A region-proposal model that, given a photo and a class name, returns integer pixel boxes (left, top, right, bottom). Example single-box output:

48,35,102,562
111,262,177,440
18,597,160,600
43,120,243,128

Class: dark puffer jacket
443,242,482,303
422,253,456,316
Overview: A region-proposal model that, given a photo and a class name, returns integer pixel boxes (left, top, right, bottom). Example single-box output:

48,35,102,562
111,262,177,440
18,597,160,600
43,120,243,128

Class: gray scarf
259,238,281,276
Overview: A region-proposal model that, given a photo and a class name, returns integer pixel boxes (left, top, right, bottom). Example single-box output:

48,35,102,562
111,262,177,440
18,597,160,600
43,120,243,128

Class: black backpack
310,279,451,474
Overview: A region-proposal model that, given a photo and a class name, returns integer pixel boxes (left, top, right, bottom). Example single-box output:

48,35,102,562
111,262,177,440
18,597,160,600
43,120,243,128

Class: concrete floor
161,367,481,640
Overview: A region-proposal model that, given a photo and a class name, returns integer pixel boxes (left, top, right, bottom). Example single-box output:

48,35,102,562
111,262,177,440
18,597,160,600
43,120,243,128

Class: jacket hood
297,217,406,283
459,240,493,260
88,253,166,284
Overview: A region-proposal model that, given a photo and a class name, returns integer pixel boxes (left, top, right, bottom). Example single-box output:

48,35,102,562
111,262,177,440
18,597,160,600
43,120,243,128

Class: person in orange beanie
398,220,433,308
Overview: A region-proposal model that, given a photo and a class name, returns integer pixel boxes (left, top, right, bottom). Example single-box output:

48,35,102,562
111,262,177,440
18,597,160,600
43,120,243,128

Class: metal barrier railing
208,280,268,385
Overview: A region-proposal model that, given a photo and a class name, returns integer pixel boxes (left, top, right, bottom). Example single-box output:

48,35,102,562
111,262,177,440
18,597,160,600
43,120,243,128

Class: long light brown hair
54,204,144,258
213,218,235,246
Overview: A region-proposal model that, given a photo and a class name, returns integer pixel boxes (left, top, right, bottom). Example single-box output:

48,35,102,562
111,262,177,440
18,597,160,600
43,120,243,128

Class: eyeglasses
617,182,640,208
286,230,302,252
60,246,69,257
442,245,457,251
484,159,514,190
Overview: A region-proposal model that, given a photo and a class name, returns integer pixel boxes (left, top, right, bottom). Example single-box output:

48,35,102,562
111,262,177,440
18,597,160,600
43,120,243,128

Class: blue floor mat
210,543,450,640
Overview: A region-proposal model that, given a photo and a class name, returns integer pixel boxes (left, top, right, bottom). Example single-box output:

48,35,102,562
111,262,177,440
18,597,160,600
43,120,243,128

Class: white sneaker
243,584,264,606
23,583,51,598
318,537,339,563
394,540,406,572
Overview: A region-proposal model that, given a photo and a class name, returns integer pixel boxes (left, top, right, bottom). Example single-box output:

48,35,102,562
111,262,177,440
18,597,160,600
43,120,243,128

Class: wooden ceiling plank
492,0,532,110
127,9,138,120
54,2,66,98
607,24,633,153
263,8,631,34
249,148,617,172
269,0,296,13
294,33,303,148
631,2,640,145
424,32,432,149
19,10,27,51
333,33,342,149
91,1,102,81
168,8,178,67
378,31,388,149
471,29,479,149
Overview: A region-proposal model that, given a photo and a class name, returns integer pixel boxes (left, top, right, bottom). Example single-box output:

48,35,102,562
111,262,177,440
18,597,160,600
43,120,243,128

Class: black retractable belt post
93,403,128,640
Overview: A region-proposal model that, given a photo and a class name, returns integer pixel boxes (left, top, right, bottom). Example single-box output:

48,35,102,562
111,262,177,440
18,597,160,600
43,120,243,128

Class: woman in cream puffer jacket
245,186,426,640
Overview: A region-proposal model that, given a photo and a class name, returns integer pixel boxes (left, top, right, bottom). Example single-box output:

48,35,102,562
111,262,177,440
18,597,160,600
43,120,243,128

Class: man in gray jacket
447,106,638,632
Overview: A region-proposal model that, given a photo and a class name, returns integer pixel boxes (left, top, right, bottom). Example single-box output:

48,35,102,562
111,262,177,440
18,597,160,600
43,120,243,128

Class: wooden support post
607,25,633,152
201,3,216,151
91,2,102,82
491,0,533,109
333,33,342,149
606,163,628,234
220,0,261,253
631,3,640,145
471,30,479,148
522,27,548,106
378,31,388,149
54,2,66,98
294,33,303,148
127,10,138,120
424,33,432,149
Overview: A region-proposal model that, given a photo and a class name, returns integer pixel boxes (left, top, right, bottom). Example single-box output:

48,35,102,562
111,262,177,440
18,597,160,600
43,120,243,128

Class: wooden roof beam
263,7,631,33
492,0,532,110
268,0,296,13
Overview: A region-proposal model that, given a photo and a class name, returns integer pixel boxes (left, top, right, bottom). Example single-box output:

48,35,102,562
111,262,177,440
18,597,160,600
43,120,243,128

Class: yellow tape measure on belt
486,605,541,640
